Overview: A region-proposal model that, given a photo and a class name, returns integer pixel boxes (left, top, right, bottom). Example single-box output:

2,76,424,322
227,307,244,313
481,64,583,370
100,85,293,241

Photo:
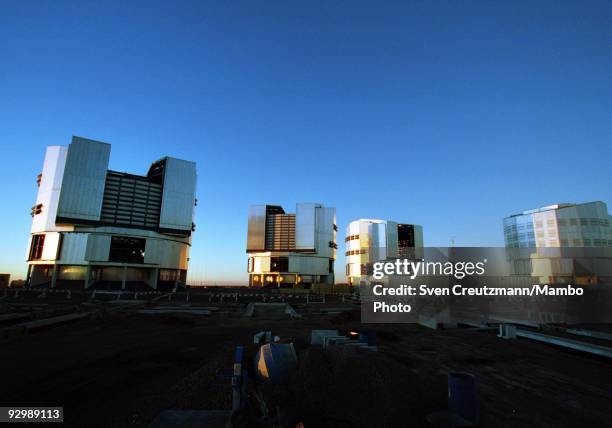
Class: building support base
121,266,127,290
85,265,92,289
50,265,58,289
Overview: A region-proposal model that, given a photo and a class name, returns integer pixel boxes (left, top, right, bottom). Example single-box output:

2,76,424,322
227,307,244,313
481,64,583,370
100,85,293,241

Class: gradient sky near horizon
1,1,611,283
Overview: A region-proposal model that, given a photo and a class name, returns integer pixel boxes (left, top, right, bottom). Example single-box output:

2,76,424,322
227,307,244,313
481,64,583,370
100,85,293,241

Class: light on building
253,275,259,282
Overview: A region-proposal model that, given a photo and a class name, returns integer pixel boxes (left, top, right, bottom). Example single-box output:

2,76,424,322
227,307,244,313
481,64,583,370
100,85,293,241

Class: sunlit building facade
345,219,423,286
246,203,337,288
503,202,612,248
26,136,197,290
503,202,612,284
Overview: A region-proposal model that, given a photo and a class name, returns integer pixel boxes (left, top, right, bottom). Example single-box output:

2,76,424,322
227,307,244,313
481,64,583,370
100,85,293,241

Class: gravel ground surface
2,301,611,428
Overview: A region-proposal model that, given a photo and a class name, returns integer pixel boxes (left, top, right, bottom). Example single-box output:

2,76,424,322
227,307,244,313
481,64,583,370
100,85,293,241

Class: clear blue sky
1,1,611,283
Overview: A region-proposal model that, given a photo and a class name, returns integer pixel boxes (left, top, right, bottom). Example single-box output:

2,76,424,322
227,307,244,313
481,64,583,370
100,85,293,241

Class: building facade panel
85,234,112,262
57,137,111,223
31,146,69,234
295,203,316,251
246,205,267,252
144,238,162,265
289,254,329,275
58,233,89,264
159,157,197,232
100,172,163,228
315,206,336,259
40,232,61,261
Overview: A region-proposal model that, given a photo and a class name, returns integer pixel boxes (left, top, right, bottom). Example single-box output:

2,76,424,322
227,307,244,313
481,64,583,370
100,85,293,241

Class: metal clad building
503,201,612,284
26,136,197,291
503,202,612,249
345,219,424,286
246,203,337,288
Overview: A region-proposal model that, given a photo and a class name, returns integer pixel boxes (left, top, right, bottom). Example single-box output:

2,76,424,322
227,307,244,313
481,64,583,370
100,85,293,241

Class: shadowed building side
26,136,197,291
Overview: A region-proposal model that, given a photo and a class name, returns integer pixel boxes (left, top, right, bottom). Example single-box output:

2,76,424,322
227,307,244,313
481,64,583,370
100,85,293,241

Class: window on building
29,234,45,260
329,259,334,273
30,203,43,217
159,269,178,282
108,236,146,263
398,225,415,257
360,264,373,275
270,257,289,272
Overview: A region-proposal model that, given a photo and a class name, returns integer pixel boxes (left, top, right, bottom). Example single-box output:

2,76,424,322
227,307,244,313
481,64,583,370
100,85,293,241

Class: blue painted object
448,372,479,424
234,346,244,366
255,343,297,384
232,346,245,410
359,331,377,346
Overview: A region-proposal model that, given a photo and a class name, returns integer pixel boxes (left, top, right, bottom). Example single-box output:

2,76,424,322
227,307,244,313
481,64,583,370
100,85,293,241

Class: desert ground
1,288,611,428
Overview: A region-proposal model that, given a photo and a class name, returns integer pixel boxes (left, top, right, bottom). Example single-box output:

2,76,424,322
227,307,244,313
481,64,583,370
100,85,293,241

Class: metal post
84,265,92,289
150,268,159,290
25,264,32,288
121,266,127,290
50,265,58,289
232,346,244,411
